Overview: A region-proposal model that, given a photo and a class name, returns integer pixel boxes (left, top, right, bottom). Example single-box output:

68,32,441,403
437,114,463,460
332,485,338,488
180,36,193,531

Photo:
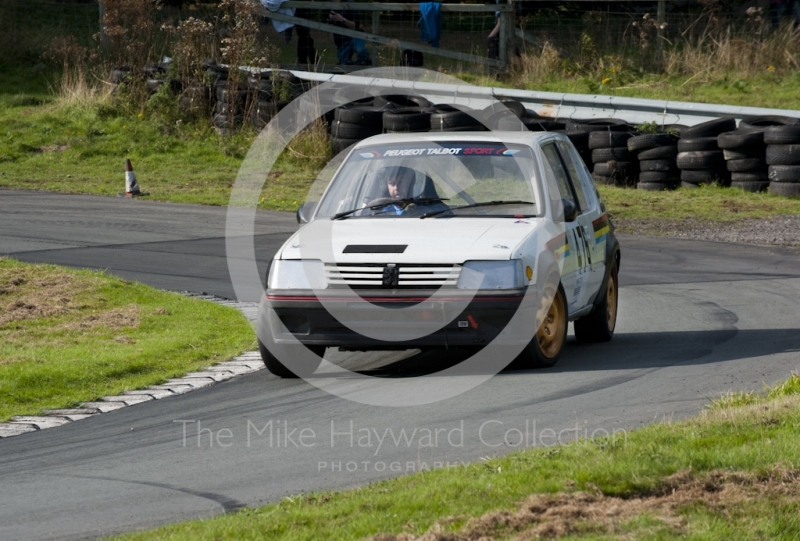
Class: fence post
98,0,109,51
372,10,379,66
657,0,665,68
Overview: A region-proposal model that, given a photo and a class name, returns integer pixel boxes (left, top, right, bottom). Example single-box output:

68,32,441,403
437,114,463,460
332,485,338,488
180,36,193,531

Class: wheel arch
585,231,620,311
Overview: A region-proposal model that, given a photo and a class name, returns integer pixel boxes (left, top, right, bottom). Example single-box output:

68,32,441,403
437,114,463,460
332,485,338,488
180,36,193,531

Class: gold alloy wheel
536,288,566,359
606,269,618,333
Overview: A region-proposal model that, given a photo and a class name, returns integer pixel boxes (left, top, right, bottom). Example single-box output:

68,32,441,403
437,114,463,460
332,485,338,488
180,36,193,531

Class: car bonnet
278,217,544,264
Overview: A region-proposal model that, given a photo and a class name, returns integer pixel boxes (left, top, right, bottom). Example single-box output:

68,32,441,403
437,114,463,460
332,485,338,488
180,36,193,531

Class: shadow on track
313,328,800,378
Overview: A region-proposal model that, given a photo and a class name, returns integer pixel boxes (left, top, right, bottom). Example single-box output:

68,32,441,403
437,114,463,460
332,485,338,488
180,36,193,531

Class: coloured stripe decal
592,214,610,243
546,232,570,259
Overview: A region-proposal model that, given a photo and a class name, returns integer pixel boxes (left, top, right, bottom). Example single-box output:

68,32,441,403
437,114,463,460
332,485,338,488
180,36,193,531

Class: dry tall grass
55,66,113,107
42,35,111,107
664,22,800,76
511,13,800,88
100,0,163,71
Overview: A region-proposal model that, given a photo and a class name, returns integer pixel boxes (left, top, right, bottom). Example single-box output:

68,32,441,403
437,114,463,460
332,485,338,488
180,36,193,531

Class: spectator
295,7,318,65
487,0,501,60
327,1,371,65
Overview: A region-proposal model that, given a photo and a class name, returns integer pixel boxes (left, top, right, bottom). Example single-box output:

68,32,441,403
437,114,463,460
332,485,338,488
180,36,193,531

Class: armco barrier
287,70,800,127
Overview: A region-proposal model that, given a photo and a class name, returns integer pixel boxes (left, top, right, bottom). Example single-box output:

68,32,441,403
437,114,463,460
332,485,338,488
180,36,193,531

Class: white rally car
258,132,620,378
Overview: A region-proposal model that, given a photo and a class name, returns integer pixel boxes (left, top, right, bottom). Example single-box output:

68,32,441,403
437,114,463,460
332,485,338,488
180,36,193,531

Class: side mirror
553,198,578,223
296,201,317,224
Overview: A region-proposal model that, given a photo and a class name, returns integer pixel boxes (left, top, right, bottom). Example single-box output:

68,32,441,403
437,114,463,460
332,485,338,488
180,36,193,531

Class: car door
540,142,589,314
554,139,608,303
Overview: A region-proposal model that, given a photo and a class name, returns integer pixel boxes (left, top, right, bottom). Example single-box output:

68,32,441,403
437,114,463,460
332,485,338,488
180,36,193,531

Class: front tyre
516,284,567,368
258,339,324,378
574,263,618,343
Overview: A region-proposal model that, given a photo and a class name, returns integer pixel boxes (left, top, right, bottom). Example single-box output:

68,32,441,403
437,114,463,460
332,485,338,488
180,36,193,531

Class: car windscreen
315,141,540,219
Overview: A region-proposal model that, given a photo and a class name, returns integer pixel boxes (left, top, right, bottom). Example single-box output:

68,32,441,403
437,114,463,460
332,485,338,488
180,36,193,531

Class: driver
364,166,449,217
367,166,417,208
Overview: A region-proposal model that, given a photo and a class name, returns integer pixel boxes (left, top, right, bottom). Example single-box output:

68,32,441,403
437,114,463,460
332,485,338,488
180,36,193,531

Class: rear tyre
516,284,567,368
574,263,618,343
259,339,324,378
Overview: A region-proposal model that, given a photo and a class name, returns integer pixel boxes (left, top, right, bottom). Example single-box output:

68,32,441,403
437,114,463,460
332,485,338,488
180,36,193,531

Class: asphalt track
1,189,800,540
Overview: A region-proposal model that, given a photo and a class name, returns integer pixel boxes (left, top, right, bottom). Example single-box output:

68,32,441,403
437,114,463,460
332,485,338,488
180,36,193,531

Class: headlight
268,260,327,289
457,260,523,290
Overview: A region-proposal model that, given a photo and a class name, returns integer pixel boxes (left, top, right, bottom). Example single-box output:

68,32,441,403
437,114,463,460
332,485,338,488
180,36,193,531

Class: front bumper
258,288,539,350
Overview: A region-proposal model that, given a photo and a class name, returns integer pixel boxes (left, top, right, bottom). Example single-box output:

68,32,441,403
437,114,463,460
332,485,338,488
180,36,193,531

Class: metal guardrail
287,70,800,127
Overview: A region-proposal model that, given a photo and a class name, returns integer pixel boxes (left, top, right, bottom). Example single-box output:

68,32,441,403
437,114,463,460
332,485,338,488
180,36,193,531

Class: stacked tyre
564,119,631,173
765,124,800,197
718,129,769,192
249,73,276,132
588,130,638,186
178,84,210,118
375,95,433,144
213,81,251,135
676,118,736,188
383,107,433,134
430,104,485,132
739,115,800,131
331,104,384,154
627,133,680,190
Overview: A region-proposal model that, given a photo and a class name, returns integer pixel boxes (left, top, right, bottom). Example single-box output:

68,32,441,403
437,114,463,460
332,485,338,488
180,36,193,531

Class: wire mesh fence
0,0,794,73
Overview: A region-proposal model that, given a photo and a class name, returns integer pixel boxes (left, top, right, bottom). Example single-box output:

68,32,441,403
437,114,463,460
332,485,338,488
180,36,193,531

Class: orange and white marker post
118,158,149,198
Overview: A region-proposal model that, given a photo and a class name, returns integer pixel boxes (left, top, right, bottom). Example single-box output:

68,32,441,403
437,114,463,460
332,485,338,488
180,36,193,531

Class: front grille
325,263,461,288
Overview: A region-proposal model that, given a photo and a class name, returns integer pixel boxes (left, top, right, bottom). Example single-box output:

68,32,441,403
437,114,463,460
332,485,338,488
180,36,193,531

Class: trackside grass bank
0,258,255,421
113,375,800,540
599,184,800,222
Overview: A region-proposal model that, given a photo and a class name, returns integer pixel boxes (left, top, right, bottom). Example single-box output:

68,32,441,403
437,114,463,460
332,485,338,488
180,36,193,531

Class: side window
556,141,592,213
541,143,576,208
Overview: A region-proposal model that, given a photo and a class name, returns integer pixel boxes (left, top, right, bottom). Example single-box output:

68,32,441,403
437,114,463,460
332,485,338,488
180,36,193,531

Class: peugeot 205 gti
258,132,620,378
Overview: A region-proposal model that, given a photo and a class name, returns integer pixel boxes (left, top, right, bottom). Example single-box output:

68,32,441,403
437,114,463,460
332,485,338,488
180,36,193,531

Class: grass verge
598,184,800,222
0,257,255,421
112,374,800,540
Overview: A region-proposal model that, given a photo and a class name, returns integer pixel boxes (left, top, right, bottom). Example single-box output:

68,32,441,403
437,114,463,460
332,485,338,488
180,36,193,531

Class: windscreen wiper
420,200,534,219
332,197,449,220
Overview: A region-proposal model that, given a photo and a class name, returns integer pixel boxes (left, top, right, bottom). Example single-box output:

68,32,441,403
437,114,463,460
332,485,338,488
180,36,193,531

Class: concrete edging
0,294,261,439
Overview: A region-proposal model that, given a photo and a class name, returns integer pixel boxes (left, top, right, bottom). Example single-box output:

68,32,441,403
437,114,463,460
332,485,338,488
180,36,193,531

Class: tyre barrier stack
328,94,435,154
676,117,736,188
587,129,638,186
384,107,434,133
561,119,635,184
331,104,385,154
249,72,275,132
766,124,800,197
718,128,769,192
627,133,681,190
375,95,436,133
208,67,307,135
110,64,800,198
